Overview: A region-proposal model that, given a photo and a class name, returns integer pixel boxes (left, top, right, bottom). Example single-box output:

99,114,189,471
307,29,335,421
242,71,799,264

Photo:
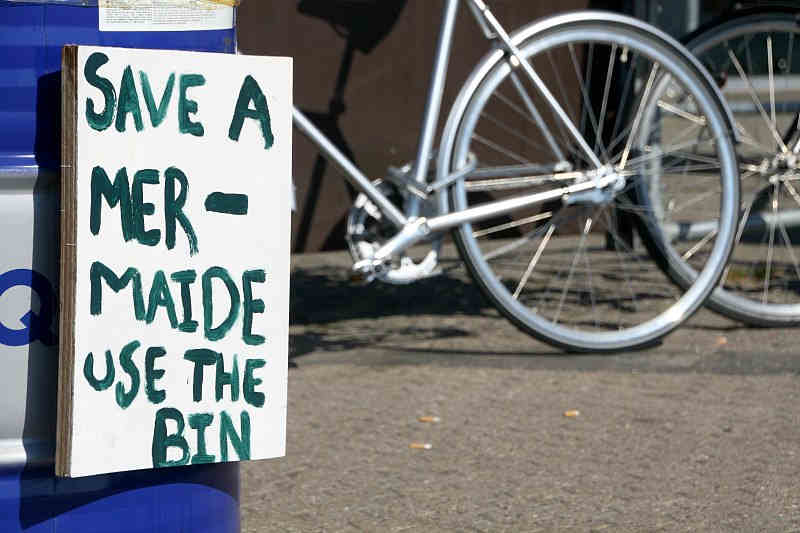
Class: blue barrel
0,2,240,532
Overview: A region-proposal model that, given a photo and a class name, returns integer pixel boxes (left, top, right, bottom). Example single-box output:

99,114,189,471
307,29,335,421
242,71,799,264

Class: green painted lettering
189,413,215,465
243,358,265,408
179,74,205,137
164,167,198,255
90,166,134,241
90,261,145,320
242,269,266,346
84,52,116,131
228,75,273,149
152,407,190,468
115,340,141,409
220,410,250,461
202,267,240,342
184,348,220,402
115,65,144,132
131,169,161,246
145,346,167,404
83,350,114,391
146,270,178,327
171,270,198,333
216,354,240,402
140,71,174,128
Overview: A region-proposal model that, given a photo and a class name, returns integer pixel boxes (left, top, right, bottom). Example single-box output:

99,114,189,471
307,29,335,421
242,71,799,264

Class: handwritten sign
57,45,291,477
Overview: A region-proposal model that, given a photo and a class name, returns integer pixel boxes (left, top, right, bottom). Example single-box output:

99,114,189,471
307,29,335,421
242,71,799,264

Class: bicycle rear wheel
438,13,740,352
664,8,800,326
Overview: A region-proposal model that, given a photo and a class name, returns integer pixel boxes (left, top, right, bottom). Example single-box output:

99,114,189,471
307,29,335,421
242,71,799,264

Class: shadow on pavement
288,259,800,376
290,263,490,325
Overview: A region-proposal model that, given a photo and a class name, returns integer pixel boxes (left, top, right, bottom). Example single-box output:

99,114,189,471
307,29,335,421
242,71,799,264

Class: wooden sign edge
55,44,78,478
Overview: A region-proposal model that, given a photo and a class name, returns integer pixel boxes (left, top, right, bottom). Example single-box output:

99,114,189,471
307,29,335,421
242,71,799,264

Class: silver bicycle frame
292,0,602,259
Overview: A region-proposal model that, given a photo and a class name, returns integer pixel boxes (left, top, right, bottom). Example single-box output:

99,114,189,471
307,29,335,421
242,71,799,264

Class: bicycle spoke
728,48,790,153
554,217,592,324
782,179,800,209
598,207,642,323
768,35,777,128
479,109,555,155
735,120,777,155
656,100,707,126
471,133,532,165
681,227,718,261
616,136,711,171
763,182,779,304
513,224,555,299
482,213,575,262
508,71,566,161
567,43,609,162
542,48,589,158
625,151,723,175
667,187,721,216
594,44,617,156
607,108,705,162
645,162,721,175
545,48,578,122
486,85,590,166
775,193,800,283
480,106,590,165
581,224,600,329
610,48,639,143
473,211,553,238
574,43,592,137
617,63,660,170
721,180,759,286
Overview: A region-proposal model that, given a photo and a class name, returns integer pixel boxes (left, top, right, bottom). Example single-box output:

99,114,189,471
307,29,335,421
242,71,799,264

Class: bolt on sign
57,45,291,477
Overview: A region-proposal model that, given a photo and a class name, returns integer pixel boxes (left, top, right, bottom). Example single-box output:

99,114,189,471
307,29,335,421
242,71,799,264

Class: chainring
346,179,442,284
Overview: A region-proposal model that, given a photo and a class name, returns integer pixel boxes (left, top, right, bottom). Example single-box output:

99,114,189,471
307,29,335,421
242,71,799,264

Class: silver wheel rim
450,22,739,351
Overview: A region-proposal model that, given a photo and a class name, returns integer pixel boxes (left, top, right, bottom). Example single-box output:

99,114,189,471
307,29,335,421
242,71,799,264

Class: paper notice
99,0,234,32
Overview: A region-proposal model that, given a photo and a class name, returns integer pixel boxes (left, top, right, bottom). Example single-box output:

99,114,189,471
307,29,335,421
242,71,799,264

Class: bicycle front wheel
672,8,800,326
439,13,740,352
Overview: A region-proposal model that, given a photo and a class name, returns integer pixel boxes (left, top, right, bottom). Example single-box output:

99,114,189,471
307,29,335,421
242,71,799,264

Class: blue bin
0,2,240,531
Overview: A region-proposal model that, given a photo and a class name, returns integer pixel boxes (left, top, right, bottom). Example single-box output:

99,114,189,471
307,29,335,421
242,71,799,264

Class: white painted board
57,45,291,477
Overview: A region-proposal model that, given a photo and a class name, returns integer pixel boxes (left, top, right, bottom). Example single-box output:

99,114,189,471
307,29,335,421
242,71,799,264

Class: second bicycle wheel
669,8,800,326
439,13,740,352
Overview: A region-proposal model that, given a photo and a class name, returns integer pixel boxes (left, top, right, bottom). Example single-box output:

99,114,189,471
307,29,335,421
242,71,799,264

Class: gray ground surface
242,249,800,532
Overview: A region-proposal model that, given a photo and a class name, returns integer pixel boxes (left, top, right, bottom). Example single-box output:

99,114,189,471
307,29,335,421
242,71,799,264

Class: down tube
292,108,407,228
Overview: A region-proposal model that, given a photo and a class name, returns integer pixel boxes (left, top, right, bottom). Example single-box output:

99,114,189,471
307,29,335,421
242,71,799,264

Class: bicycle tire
652,8,800,326
436,12,740,352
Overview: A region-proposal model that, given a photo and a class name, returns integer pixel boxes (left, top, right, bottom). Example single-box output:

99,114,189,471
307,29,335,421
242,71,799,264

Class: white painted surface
66,45,291,477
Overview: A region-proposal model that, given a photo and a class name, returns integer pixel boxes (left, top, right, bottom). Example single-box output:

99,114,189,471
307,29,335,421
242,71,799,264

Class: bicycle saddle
297,0,407,53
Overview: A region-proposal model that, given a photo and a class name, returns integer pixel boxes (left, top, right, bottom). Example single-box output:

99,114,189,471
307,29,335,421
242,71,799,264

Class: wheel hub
563,165,627,206
761,152,800,184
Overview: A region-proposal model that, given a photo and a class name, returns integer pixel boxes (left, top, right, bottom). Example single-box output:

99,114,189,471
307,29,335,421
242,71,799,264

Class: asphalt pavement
241,248,800,532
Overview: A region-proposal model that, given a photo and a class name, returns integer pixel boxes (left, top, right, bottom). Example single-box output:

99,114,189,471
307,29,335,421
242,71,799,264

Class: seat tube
406,0,460,218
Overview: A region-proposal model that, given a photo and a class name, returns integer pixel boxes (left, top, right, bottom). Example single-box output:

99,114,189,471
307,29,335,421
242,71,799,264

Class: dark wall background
238,1,589,252
237,0,751,252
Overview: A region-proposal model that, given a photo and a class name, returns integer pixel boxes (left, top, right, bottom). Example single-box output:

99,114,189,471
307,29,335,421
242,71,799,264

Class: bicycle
643,5,800,327
291,0,741,352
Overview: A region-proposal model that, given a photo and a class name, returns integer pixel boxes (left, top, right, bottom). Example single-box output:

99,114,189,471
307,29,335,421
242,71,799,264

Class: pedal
350,259,377,285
